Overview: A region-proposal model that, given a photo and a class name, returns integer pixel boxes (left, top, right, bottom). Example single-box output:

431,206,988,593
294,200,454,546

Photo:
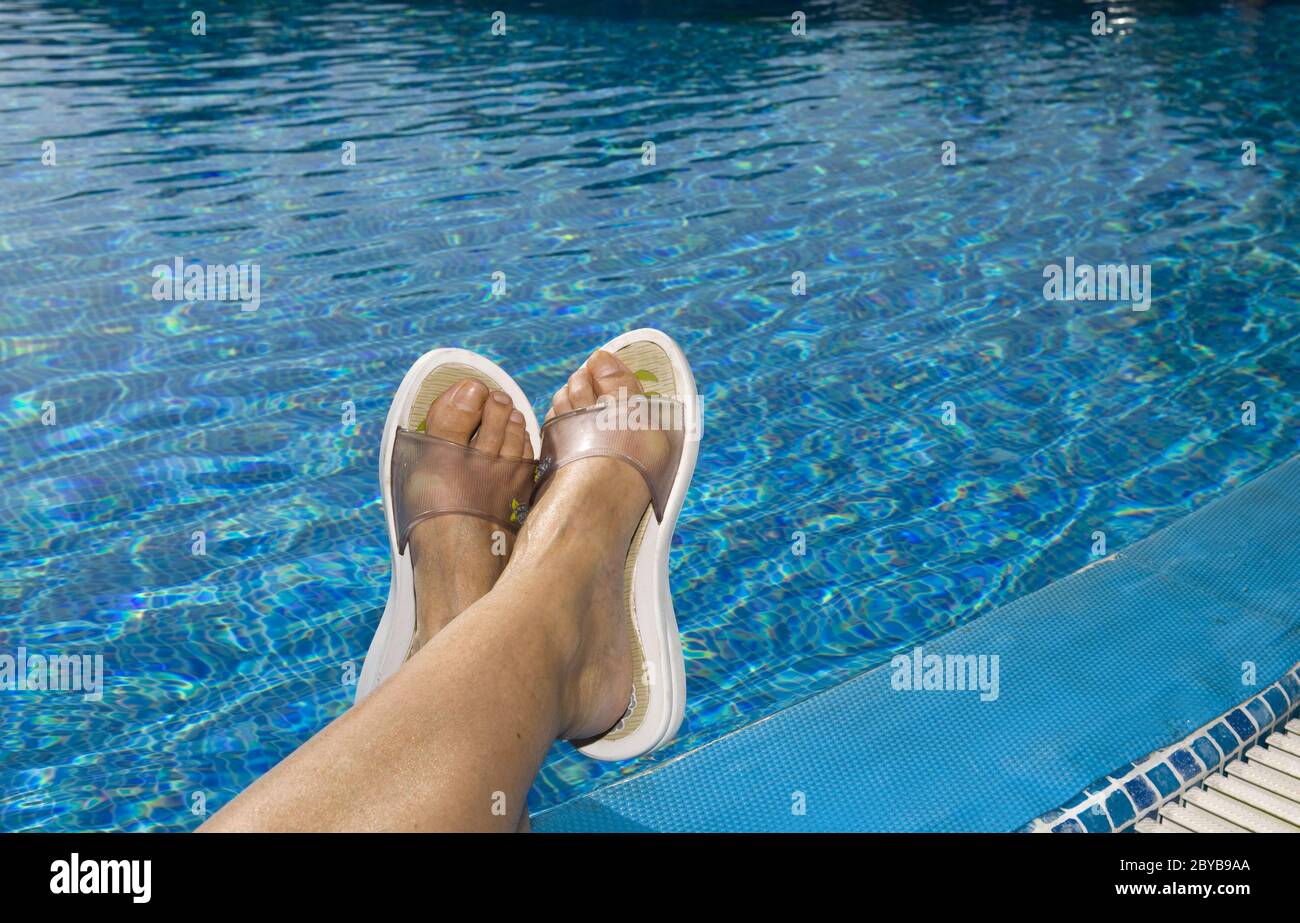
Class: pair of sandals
353,328,699,761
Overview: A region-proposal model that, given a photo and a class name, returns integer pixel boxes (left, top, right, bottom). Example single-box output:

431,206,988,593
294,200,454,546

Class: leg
201,351,644,832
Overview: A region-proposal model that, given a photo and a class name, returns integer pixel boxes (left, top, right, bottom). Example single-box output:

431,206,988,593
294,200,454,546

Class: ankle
469,568,595,730
412,558,500,631
492,563,590,646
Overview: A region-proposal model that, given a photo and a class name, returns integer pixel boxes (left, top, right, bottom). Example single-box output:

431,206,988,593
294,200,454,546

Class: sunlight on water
0,0,1297,828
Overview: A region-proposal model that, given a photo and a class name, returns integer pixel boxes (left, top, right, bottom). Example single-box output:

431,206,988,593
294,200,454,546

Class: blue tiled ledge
1024,663,1300,833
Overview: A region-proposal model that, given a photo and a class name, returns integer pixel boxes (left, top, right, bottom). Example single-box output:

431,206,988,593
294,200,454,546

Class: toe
501,410,527,460
425,379,489,444
586,349,642,401
566,367,597,410
471,390,514,455
550,385,574,419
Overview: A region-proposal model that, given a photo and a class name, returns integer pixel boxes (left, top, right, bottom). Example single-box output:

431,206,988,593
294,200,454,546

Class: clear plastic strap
390,429,537,554
535,395,686,521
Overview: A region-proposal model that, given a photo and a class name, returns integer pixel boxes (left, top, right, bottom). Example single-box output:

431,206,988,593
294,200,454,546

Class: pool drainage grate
1137,720,1300,833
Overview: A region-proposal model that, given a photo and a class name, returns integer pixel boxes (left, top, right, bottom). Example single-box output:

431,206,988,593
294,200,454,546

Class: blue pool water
1,0,1298,830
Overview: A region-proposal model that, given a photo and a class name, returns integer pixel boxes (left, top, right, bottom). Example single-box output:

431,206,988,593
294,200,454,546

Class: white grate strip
1264,730,1300,759
1158,802,1249,833
1205,774,1300,828
1140,733,1300,833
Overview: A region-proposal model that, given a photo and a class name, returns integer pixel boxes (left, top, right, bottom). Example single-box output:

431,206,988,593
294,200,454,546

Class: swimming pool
1,0,1297,830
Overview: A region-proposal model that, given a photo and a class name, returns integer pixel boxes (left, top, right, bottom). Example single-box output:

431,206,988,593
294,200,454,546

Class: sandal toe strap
534,395,686,521
391,429,537,554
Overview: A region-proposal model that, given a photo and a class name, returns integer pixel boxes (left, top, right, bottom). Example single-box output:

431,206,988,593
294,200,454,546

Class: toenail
491,391,512,405
509,410,524,424
452,380,487,410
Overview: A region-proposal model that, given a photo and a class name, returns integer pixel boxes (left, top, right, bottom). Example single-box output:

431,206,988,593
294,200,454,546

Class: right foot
407,379,532,654
505,350,666,742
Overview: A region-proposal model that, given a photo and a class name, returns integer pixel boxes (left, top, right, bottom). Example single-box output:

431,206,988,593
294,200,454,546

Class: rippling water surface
1,0,1298,829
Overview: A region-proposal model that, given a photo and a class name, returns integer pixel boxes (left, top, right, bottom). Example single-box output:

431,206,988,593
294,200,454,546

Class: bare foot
505,349,663,742
408,379,532,653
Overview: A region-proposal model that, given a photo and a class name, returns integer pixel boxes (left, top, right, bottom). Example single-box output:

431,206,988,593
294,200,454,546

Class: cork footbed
601,340,677,743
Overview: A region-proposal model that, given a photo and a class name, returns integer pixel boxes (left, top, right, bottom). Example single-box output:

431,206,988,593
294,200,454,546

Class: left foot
408,381,532,653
